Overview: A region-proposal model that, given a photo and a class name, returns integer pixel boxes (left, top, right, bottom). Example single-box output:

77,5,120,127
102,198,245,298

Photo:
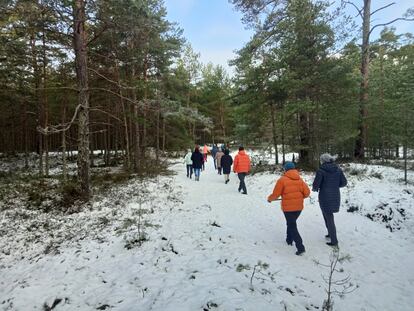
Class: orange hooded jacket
233,150,251,173
267,169,310,212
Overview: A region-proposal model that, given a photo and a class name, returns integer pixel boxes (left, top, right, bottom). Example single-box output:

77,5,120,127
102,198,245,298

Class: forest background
1,0,413,200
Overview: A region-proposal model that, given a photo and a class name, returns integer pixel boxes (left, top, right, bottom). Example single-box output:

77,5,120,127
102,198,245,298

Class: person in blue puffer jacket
312,153,347,247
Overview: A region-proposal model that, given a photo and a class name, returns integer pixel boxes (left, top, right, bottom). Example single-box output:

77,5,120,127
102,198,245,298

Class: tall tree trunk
23,100,29,168
355,0,371,160
104,104,110,166
403,143,407,184
299,112,310,166
42,26,49,176
156,103,160,162
187,86,192,138
73,0,90,199
193,122,196,142
131,68,141,171
219,102,227,143
30,31,43,176
162,117,166,153
62,96,68,182
269,102,279,165
142,57,148,155
314,101,321,168
115,61,131,170
114,100,119,164
403,98,408,184
121,97,130,170
379,45,385,158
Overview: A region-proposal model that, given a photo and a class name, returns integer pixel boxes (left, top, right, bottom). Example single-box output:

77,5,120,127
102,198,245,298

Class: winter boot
326,242,339,248
295,249,305,256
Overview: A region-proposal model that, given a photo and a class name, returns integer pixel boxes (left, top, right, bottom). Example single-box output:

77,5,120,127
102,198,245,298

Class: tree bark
379,45,385,158
23,100,29,168
142,57,148,155
131,67,141,171
156,102,160,162
269,102,279,165
162,117,166,153
299,112,310,166
41,26,49,176
219,101,227,143
30,31,43,176
73,0,90,199
355,0,371,160
62,96,68,182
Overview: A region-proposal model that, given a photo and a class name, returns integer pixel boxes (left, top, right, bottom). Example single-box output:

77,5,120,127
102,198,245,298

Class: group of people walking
267,153,347,255
184,144,252,193
184,145,347,256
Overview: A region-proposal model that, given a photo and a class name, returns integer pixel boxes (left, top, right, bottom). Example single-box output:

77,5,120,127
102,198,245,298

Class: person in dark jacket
220,149,233,184
312,153,347,247
211,144,218,169
191,146,204,181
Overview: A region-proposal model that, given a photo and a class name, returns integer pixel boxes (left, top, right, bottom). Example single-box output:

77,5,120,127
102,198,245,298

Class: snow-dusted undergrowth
1,154,413,311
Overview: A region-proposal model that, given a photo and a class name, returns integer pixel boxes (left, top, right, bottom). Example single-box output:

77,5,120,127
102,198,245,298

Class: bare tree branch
90,108,123,122
89,88,161,112
88,67,135,90
369,17,414,36
370,2,395,16
87,24,110,46
343,1,363,19
37,103,82,134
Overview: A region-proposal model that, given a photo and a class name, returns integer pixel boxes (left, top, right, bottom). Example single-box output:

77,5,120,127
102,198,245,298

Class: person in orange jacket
233,146,251,194
267,161,310,256
202,144,209,170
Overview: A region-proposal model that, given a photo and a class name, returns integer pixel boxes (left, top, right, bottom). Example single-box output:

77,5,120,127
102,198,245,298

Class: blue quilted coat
312,162,347,213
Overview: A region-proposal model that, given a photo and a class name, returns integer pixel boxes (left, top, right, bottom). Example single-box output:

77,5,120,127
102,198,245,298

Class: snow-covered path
1,158,414,311
158,159,414,311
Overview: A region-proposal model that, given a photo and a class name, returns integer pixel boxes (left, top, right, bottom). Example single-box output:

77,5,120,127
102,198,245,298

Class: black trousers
284,211,305,252
237,173,247,193
322,210,338,245
186,165,193,178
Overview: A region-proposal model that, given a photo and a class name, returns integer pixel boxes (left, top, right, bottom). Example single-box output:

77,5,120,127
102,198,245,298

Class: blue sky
164,0,414,73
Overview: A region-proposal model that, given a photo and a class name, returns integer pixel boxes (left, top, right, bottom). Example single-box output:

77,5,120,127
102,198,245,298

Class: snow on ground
1,156,414,311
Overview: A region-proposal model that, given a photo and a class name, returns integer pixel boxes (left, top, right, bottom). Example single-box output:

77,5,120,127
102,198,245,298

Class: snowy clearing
1,157,414,311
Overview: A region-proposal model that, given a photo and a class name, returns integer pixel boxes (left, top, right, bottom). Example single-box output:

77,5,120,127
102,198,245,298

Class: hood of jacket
284,169,300,180
320,162,339,173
